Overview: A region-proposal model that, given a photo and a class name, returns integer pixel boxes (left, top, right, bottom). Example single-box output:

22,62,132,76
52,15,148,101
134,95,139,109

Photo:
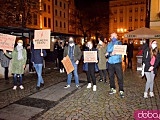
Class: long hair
150,40,159,58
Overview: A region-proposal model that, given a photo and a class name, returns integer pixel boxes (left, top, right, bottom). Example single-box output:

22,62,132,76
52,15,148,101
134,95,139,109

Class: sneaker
76,85,81,89
109,88,116,94
87,83,92,88
19,85,24,89
144,92,148,98
13,86,17,90
120,91,124,98
62,68,65,73
40,83,44,87
99,79,103,82
36,86,40,90
93,85,97,91
64,85,70,88
149,92,154,97
60,69,62,73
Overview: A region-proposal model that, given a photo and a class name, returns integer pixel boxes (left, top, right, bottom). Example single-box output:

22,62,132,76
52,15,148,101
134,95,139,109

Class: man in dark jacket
63,37,82,89
31,43,47,90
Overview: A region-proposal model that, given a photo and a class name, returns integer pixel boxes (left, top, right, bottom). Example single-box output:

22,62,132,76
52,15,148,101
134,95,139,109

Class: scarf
150,56,156,66
16,45,23,60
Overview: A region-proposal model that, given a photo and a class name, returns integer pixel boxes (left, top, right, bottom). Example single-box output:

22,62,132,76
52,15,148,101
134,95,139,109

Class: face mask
18,43,22,46
151,43,157,49
99,41,103,45
69,43,74,47
112,37,117,42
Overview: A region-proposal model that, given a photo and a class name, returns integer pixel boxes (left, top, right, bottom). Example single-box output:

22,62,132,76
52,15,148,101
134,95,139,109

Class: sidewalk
0,53,160,119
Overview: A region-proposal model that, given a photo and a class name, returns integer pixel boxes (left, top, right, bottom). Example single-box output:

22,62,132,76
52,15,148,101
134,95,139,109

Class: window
55,9,57,16
48,18,51,28
64,3,66,9
60,11,62,17
60,21,62,28
44,17,47,27
129,9,132,13
64,22,66,28
28,14,32,25
44,3,46,12
120,9,123,13
48,0,50,1
141,7,144,12
56,20,58,27
135,18,138,22
55,0,57,5
114,18,117,23
114,10,117,14
140,15,143,21
60,2,62,7
135,8,138,12
64,12,65,18
129,16,132,22
120,17,123,22
33,14,37,25
48,5,50,13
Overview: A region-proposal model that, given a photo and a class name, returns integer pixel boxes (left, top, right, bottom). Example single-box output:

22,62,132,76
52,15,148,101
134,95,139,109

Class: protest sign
113,45,127,55
0,33,16,51
34,30,50,49
61,55,74,74
83,51,97,63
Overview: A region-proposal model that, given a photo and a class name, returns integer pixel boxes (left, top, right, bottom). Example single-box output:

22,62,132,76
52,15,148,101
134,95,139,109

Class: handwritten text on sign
0,33,16,51
83,51,97,63
113,45,127,55
34,30,50,49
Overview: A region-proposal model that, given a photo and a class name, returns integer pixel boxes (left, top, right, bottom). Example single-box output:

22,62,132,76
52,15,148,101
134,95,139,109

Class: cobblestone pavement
0,51,160,120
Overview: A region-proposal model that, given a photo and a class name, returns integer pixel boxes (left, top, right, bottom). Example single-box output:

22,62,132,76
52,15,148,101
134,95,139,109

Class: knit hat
17,40,23,43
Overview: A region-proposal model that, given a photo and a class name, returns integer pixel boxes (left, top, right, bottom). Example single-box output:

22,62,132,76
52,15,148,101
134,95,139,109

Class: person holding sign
31,42,47,90
3,40,27,90
63,37,82,89
83,41,98,91
106,32,124,98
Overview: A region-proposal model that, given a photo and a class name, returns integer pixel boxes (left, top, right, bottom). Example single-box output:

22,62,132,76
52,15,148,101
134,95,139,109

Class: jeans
99,69,107,80
13,74,22,85
34,64,44,87
67,61,79,85
108,63,124,91
144,71,155,92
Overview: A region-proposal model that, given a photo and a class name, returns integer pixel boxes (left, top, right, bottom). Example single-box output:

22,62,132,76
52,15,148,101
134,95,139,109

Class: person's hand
105,53,108,56
40,52,43,56
111,51,116,56
3,49,6,54
23,65,26,69
148,66,154,71
75,60,79,64
95,60,98,63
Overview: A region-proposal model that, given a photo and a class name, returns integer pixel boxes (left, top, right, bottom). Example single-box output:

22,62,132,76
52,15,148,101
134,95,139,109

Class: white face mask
88,44,93,49
18,43,22,46
151,43,157,49
99,41,103,45
69,43,74,47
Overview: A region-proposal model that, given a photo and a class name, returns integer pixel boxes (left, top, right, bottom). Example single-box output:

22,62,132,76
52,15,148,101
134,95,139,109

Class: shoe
76,85,81,89
87,83,92,88
104,79,107,83
13,86,17,90
62,68,65,73
19,85,24,89
120,91,124,98
60,69,62,73
144,92,148,98
36,86,40,90
93,85,96,91
64,85,70,88
109,88,116,94
40,83,44,87
149,92,154,97
99,79,103,82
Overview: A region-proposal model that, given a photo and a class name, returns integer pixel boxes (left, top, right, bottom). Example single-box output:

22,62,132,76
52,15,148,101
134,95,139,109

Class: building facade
109,0,146,42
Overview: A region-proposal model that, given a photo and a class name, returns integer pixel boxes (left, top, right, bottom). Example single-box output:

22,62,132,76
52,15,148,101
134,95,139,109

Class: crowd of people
0,32,160,99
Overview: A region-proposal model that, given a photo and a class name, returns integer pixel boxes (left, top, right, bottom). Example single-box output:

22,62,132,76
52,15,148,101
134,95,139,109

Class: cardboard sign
34,30,50,49
61,55,74,74
113,45,127,55
83,51,97,63
0,33,16,51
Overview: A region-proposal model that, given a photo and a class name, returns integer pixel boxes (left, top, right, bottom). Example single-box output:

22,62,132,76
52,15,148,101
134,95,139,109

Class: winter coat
63,44,82,62
142,47,160,74
5,48,27,74
127,43,134,58
106,40,122,64
82,47,99,72
97,44,107,70
31,47,47,64
0,51,10,68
